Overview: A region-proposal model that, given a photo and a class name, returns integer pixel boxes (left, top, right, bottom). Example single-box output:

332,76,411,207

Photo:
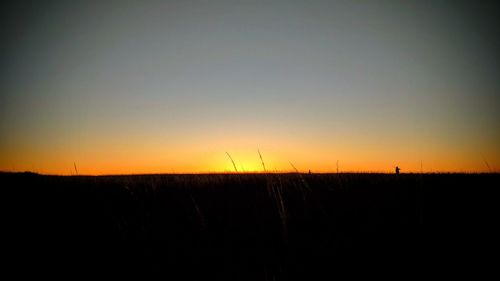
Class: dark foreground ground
1,172,499,278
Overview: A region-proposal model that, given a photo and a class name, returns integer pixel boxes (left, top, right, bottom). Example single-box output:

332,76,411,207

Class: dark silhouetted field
2,172,498,279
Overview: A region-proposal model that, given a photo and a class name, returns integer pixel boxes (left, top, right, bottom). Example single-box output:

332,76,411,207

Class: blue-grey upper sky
1,0,499,173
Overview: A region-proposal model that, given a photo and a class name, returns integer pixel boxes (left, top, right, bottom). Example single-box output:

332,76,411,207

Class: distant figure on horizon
308,170,312,175
395,166,401,175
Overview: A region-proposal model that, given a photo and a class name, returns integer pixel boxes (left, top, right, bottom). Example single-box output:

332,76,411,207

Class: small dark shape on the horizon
395,166,401,175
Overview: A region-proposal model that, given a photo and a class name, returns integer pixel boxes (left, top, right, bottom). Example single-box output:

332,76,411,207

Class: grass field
2,172,498,279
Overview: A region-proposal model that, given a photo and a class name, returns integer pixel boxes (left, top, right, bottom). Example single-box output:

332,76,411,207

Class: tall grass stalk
258,149,267,173
225,152,238,173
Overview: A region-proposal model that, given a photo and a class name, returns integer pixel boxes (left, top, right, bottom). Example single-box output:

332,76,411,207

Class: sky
1,0,499,174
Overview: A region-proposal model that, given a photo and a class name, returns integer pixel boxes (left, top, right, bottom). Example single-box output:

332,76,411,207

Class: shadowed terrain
2,172,498,279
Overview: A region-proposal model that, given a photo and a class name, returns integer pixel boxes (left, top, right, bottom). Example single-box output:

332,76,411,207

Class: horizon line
1,170,498,177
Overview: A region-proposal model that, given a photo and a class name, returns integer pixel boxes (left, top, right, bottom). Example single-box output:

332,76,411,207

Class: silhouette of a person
395,166,400,175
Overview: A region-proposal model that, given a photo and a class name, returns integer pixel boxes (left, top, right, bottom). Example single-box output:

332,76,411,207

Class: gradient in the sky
1,0,499,174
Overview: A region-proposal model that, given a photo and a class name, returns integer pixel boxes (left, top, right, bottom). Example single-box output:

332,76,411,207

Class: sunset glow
1,1,499,174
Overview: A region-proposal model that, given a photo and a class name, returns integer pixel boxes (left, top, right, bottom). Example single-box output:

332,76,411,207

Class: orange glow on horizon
1,141,498,175
1,118,499,175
